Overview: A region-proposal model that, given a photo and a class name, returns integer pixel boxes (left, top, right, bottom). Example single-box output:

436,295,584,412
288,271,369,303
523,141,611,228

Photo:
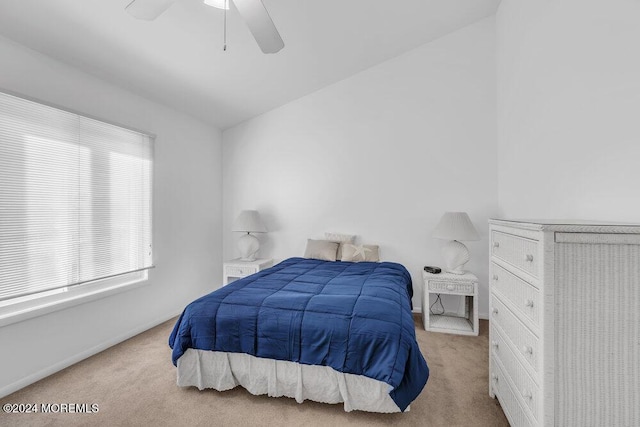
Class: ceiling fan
125,0,284,54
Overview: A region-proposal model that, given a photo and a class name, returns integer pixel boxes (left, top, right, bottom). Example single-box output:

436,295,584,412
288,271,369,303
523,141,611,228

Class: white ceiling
0,0,499,129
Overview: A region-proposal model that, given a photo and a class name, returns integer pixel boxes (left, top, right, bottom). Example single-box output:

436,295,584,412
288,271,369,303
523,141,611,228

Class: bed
169,257,429,412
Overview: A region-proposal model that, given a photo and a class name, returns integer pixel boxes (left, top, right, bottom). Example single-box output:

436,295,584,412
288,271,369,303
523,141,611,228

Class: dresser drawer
225,265,256,277
491,295,539,376
491,263,540,329
427,280,475,294
491,231,539,278
491,358,535,427
491,325,540,421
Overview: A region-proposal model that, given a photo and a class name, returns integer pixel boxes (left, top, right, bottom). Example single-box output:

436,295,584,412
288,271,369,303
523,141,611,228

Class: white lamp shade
232,210,267,233
432,212,479,241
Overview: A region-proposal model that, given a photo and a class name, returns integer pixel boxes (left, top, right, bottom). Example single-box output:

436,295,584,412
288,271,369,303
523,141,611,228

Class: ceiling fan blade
126,0,178,20
232,0,284,54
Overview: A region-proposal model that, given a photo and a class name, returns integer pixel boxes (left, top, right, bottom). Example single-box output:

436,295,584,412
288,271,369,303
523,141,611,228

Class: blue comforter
169,257,429,411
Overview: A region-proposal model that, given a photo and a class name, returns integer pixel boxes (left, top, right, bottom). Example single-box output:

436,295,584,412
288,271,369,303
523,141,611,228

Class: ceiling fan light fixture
204,0,229,10
126,0,283,54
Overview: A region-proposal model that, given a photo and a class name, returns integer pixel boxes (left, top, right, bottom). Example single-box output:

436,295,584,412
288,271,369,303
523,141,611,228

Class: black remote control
424,266,441,274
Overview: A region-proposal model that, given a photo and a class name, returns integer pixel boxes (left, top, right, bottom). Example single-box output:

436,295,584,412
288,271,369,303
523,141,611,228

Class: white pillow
324,232,356,260
341,244,380,262
304,239,339,261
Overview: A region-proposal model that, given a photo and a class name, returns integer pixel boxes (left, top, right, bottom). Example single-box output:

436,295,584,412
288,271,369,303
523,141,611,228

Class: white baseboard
0,311,180,399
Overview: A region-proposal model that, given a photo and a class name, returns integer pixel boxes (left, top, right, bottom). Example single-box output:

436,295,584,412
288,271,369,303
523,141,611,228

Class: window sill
0,272,149,328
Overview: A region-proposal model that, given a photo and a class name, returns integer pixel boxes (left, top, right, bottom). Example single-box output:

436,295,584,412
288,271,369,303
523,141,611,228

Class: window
0,91,153,309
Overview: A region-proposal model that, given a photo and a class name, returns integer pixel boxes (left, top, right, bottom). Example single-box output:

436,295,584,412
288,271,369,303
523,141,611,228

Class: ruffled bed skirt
176,349,404,413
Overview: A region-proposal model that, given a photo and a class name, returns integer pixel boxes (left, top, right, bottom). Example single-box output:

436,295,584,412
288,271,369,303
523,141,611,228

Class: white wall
497,0,640,220
0,35,222,396
223,18,497,314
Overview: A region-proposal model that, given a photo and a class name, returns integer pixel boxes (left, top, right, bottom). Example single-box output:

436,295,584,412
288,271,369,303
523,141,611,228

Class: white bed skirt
176,349,404,413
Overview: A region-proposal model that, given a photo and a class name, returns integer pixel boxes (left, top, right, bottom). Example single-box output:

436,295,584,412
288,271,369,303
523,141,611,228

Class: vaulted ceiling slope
0,0,499,129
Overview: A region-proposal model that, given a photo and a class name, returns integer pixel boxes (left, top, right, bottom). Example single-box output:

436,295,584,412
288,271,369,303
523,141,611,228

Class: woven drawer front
491,294,539,376
491,325,539,420
226,265,255,277
491,263,540,329
491,231,539,278
491,359,534,427
428,280,474,294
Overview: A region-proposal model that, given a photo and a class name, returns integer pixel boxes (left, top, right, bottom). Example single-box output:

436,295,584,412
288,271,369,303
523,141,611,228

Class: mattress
169,257,429,412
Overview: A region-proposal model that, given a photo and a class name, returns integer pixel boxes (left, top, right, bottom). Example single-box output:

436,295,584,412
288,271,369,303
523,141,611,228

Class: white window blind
0,92,153,302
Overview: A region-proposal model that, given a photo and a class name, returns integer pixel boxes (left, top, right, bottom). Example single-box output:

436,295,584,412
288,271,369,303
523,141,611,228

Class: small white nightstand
422,270,478,336
223,258,273,285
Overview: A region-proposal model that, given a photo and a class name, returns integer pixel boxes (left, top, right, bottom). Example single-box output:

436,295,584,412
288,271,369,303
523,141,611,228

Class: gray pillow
304,239,339,261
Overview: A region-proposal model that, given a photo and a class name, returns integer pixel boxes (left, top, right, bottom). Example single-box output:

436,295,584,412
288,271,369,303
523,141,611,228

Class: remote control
424,266,441,274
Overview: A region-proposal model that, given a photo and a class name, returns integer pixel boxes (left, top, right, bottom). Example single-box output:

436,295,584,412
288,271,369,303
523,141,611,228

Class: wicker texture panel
428,281,474,294
491,262,540,329
429,314,473,332
492,231,540,278
491,294,539,376
226,266,255,277
555,242,640,427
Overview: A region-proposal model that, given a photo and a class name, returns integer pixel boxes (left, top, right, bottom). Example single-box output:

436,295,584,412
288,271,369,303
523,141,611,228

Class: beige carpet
1,316,508,426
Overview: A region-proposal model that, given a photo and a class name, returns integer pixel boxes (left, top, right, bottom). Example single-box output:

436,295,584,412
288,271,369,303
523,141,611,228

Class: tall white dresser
488,219,640,427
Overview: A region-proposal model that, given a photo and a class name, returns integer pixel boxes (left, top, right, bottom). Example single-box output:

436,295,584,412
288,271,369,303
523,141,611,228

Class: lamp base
238,233,260,261
441,240,470,274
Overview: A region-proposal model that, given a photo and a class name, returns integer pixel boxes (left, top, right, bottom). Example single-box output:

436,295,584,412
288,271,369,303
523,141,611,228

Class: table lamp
432,212,479,274
232,210,267,261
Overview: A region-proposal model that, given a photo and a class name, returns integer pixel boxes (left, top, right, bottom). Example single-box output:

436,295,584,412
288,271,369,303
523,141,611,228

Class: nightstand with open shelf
422,270,478,336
